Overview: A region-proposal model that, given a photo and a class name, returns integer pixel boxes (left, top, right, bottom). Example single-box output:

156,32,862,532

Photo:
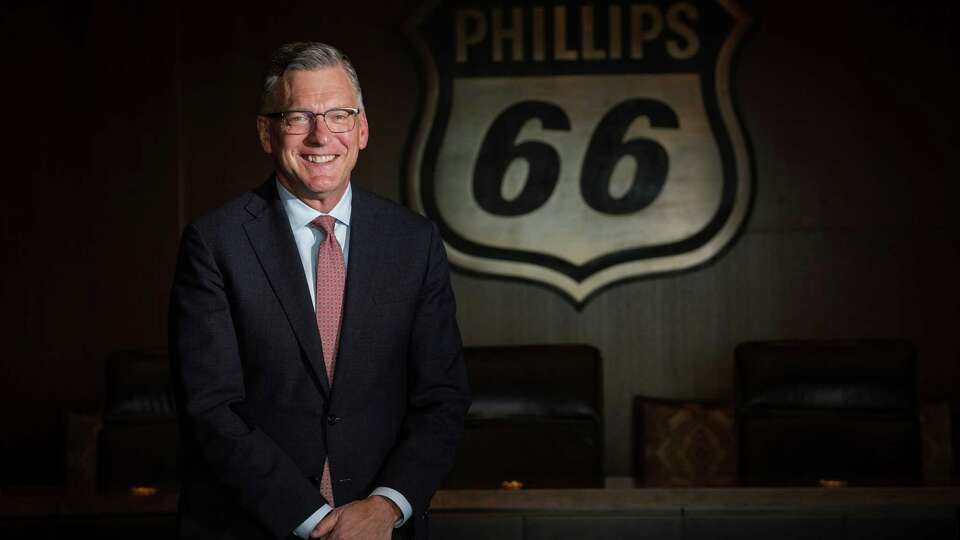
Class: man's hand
311,496,400,540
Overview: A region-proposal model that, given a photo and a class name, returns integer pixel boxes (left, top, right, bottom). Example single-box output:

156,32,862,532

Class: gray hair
260,42,364,112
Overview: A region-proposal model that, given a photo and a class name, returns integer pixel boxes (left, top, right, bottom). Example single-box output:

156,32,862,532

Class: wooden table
4,483,960,539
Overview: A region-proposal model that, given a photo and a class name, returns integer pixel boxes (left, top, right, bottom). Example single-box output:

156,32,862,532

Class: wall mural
406,0,753,306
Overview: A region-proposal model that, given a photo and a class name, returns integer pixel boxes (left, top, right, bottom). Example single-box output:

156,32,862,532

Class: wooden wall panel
0,1,181,483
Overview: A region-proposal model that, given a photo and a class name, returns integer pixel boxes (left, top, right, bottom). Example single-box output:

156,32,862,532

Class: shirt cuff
370,486,413,528
292,504,332,539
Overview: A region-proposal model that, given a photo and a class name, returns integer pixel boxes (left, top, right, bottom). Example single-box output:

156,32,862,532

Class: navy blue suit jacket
169,180,470,539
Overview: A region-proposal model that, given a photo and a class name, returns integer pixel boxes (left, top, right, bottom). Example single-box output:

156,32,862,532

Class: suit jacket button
327,415,340,425
310,475,321,486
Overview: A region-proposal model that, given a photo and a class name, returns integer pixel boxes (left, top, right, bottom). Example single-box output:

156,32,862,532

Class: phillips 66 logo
405,0,753,306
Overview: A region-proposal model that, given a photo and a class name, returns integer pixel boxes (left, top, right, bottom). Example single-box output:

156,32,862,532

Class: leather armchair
735,339,921,483
443,344,604,489
97,350,179,488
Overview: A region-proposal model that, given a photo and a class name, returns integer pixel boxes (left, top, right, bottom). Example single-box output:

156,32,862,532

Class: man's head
257,42,369,212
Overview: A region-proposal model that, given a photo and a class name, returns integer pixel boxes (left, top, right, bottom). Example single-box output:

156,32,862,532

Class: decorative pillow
634,397,736,486
920,401,953,481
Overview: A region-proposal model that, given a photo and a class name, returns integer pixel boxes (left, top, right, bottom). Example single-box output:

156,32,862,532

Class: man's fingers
311,511,339,538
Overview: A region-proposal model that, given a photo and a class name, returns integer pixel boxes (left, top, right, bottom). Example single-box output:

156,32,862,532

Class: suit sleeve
169,223,325,538
373,222,471,515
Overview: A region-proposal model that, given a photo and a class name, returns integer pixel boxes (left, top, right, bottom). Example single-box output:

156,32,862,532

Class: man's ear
256,116,273,153
357,110,369,150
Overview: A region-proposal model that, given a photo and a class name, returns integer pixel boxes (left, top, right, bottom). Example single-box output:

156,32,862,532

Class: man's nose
306,116,332,144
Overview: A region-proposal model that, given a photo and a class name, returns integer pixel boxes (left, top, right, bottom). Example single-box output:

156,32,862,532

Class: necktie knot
311,215,337,237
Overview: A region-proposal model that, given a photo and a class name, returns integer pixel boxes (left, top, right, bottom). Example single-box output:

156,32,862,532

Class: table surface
4,480,960,518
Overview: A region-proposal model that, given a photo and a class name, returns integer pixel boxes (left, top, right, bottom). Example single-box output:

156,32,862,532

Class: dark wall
1,0,957,483
2,1,182,483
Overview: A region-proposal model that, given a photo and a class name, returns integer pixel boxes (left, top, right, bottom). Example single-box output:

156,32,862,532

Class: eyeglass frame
262,107,362,134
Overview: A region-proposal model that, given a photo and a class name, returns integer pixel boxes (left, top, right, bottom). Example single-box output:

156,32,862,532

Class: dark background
1,0,957,485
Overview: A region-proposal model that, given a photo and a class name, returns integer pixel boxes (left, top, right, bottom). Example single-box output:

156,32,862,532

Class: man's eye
330,112,349,122
287,113,310,124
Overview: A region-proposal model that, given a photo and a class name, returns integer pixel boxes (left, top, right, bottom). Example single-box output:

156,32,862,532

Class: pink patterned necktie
311,215,345,507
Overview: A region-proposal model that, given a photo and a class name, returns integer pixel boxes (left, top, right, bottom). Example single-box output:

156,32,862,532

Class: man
169,42,470,540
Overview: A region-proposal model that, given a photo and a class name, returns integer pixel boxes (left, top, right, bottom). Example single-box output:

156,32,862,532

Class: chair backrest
444,344,604,489
735,339,921,483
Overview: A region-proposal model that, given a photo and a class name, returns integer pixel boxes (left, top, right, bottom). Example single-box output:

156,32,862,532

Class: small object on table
129,485,159,497
818,479,848,488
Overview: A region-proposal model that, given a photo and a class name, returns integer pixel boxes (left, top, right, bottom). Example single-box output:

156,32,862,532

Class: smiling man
170,42,470,540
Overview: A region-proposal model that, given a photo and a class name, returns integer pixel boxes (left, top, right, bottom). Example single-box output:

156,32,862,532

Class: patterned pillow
634,397,736,486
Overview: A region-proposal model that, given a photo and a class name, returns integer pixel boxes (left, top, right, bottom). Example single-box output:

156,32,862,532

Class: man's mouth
302,154,336,164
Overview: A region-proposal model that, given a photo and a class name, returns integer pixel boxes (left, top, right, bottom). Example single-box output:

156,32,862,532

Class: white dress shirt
276,180,412,537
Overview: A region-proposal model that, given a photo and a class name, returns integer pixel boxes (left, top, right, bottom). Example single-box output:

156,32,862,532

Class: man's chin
307,180,346,197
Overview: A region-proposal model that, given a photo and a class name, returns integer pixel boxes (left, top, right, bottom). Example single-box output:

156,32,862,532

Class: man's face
257,66,368,211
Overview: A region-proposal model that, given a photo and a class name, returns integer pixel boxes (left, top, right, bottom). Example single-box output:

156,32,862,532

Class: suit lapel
242,181,331,397
334,188,380,397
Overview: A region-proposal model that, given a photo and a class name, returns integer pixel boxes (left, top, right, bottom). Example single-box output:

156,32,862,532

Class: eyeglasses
263,107,361,134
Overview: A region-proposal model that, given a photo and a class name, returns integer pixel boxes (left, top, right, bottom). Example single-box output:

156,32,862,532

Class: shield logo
405,1,753,306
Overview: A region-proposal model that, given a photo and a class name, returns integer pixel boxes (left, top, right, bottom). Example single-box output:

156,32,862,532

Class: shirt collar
276,179,352,231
